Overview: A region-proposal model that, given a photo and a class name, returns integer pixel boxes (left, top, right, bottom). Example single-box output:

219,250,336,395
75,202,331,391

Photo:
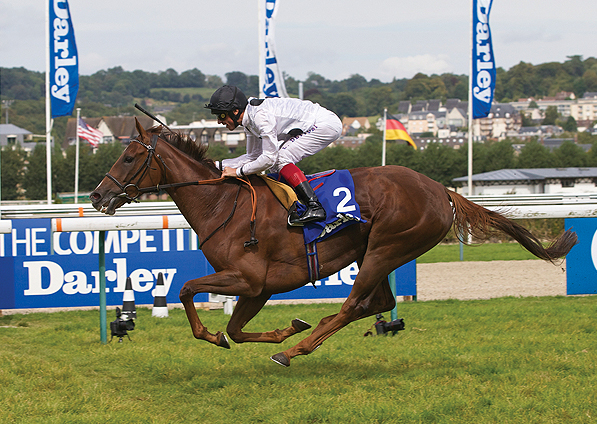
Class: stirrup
288,205,326,226
288,211,304,226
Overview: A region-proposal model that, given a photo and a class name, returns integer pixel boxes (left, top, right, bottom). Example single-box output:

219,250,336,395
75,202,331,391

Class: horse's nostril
90,192,100,201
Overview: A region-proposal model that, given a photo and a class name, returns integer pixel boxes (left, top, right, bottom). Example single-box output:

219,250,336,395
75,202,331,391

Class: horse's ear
135,117,148,141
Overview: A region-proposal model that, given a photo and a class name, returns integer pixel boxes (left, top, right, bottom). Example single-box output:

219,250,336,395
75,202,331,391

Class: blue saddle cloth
270,169,366,244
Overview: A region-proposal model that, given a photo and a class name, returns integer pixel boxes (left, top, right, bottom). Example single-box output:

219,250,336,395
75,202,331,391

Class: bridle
105,133,169,203
105,131,259,248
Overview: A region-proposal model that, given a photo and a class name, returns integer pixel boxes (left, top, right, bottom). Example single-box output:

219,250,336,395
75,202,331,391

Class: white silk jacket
221,97,323,176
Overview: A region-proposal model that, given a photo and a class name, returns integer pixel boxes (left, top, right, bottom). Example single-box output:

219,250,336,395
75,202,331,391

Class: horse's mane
149,126,217,169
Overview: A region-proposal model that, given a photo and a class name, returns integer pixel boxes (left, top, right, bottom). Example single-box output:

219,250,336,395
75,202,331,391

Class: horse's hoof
270,352,290,367
292,318,312,333
217,332,231,349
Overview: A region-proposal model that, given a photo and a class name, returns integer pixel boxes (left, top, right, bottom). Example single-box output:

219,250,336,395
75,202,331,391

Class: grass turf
1,296,596,423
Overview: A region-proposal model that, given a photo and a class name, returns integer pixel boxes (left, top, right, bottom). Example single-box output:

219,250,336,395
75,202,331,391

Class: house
341,117,371,136
333,135,372,149
452,167,597,195
0,123,41,152
406,110,444,136
446,107,467,128
414,136,467,150
397,101,411,114
572,92,597,122
63,115,155,149
171,119,246,153
474,103,520,140
506,125,563,141
510,91,597,122
542,138,591,152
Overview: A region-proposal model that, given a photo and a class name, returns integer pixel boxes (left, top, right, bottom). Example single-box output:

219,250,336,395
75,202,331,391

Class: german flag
386,113,416,149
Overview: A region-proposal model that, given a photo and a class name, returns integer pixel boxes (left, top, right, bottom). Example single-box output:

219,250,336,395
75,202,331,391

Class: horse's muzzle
90,190,125,215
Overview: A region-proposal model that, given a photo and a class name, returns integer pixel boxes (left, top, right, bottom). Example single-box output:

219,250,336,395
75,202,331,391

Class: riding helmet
205,85,248,115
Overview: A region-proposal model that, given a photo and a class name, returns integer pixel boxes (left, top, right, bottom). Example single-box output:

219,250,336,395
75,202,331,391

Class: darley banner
0,218,416,310
260,0,288,98
50,0,79,118
472,0,495,119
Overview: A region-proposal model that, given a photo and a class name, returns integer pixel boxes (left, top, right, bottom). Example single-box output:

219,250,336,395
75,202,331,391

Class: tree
520,111,533,127
586,142,597,166
22,144,48,199
414,143,466,187
542,106,559,125
563,116,577,132
583,69,597,92
298,145,356,174
329,93,358,118
344,74,368,91
225,72,258,97
179,68,206,88
552,141,587,167
362,86,393,116
516,141,554,168
156,68,180,88
1,146,25,200
205,74,224,88
386,143,419,169
78,142,126,192
475,140,516,172
404,73,433,100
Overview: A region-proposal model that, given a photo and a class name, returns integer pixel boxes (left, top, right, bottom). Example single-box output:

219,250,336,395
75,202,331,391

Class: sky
1,0,596,84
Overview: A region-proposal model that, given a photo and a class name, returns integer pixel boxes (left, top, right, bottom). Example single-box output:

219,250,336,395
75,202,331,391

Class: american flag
77,118,103,147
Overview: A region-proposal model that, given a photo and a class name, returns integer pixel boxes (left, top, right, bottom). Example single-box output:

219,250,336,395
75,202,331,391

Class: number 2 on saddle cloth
268,169,367,282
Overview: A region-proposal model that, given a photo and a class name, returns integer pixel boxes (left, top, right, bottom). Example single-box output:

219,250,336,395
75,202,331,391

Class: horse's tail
445,188,578,264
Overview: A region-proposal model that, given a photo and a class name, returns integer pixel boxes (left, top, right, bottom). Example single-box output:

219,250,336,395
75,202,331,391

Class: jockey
206,85,342,226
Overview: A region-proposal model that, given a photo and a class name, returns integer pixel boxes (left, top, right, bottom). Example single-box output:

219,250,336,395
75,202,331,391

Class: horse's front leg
179,270,260,349
226,294,312,344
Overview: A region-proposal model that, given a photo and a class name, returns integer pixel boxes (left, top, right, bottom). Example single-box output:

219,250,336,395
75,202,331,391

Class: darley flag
472,0,495,119
78,118,103,147
50,0,79,118
260,0,288,97
386,114,417,149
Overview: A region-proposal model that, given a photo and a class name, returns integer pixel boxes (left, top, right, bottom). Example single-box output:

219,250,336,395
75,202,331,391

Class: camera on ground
364,313,405,336
110,307,135,342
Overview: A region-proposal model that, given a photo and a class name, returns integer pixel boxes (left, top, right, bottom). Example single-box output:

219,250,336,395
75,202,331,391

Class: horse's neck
159,145,233,231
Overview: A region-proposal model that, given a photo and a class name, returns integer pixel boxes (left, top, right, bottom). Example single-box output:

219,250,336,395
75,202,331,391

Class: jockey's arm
221,133,262,171
224,111,280,177
233,130,278,176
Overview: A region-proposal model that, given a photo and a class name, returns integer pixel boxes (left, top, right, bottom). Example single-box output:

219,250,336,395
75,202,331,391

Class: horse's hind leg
226,294,312,344
270,263,397,367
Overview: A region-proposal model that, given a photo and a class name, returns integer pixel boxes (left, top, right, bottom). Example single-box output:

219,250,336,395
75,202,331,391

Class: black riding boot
288,181,327,226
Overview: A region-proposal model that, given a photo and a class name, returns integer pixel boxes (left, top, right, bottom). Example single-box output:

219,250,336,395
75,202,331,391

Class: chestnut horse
90,120,577,367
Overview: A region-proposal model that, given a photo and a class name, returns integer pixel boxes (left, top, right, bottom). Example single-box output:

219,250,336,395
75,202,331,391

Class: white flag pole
45,0,53,205
382,108,387,167
74,108,80,203
467,0,474,197
258,0,265,98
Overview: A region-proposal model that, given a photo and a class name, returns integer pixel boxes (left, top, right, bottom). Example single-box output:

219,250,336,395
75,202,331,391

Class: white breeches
270,109,342,173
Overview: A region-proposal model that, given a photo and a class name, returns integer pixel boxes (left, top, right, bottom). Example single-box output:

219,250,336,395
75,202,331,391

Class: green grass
418,242,541,263
1,297,596,423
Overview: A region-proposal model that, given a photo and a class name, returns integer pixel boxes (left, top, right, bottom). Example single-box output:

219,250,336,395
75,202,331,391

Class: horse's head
90,118,166,215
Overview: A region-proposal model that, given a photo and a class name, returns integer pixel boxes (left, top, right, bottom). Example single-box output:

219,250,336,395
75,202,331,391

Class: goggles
212,111,228,120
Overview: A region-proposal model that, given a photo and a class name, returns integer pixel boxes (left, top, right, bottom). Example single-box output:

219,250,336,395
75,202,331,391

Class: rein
106,132,259,248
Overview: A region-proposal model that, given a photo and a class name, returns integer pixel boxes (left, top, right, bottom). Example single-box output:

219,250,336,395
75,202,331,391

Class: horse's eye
124,156,134,164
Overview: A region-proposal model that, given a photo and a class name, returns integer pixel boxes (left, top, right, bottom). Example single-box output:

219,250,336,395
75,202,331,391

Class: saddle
259,175,297,210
